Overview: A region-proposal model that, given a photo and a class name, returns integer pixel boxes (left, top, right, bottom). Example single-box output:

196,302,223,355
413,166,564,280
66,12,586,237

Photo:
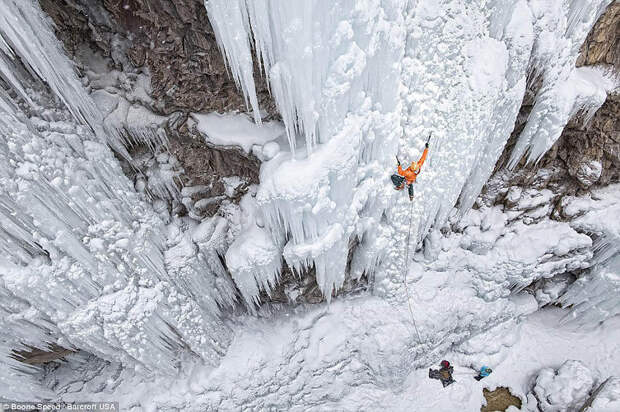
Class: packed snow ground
43,305,620,411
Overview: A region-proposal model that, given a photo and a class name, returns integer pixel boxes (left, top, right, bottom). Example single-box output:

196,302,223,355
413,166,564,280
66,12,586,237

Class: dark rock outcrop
12,345,75,365
40,0,276,116
576,2,619,68
39,0,274,219
484,2,619,210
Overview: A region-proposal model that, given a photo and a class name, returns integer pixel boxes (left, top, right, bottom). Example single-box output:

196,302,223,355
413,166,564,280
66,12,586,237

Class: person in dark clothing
474,366,492,381
429,360,456,387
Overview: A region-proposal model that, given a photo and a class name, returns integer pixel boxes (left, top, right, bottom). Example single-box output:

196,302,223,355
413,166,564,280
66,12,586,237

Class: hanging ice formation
208,0,407,304
559,185,620,323
0,0,131,157
205,0,614,303
507,0,616,168
0,0,235,387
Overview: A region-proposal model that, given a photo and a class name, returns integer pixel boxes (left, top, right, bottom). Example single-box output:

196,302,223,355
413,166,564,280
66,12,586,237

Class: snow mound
191,112,285,155
531,360,595,411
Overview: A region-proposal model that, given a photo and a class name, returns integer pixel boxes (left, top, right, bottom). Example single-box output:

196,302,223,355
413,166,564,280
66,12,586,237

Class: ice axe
426,132,432,147
396,155,401,166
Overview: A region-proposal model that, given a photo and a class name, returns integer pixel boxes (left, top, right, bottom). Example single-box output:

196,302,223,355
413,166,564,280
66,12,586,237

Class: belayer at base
429,360,455,387
475,366,492,381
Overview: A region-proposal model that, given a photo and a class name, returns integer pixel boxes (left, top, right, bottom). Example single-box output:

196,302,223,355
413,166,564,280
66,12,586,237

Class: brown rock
576,2,619,67
481,387,522,412
487,3,619,207
12,344,75,365
40,0,278,117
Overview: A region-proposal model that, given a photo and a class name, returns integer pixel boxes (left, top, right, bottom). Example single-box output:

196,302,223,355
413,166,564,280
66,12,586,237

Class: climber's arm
417,147,429,169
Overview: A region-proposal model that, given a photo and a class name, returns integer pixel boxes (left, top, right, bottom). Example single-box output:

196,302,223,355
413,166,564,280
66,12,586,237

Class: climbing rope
403,198,423,342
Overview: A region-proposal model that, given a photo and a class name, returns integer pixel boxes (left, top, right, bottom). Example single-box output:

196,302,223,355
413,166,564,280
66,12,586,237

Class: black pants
391,174,413,198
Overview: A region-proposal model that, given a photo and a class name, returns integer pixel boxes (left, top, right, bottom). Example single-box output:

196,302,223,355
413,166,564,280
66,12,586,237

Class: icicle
507,0,613,168
0,0,129,157
0,54,233,374
204,0,262,124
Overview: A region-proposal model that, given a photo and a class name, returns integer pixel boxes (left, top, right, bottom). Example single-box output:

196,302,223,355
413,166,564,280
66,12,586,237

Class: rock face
576,1,619,67
12,345,75,365
486,2,619,208
40,0,276,116
38,0,276,221
561,106,617,189
103,0,276,115
563,1,618,189
551,3,619,186
482,387,522,412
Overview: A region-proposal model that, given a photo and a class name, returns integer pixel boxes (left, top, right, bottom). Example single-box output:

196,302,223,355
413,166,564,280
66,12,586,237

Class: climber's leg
408,183,414,200
391,174,405,190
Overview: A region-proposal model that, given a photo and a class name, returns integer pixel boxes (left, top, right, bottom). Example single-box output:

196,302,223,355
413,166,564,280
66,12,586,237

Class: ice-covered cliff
0,0,618,409
0,0,236,392
205,0,615,305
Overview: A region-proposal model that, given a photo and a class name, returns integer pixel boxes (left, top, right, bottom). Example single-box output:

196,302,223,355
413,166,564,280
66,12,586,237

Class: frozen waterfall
0,1,616,399
204,0,613,303
0,0,235,389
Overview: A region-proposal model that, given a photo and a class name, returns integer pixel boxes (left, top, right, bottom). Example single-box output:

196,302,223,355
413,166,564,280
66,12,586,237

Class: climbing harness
403,199,423,342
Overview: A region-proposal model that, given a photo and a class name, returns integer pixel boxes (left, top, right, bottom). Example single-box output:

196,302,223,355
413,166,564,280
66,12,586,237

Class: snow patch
191,112,285,154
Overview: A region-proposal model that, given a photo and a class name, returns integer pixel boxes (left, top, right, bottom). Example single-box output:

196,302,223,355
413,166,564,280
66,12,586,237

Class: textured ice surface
0,0,617,406
430,206,592,301
559,185,620,324
0,102,233,374
0,3,235,379
225,189,283,307
32,307,620,411
205,0,613,304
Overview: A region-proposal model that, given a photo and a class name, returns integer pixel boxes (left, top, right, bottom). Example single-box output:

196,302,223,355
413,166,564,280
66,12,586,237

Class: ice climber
429,360,456,387
474,366,492,381
392,134,431,201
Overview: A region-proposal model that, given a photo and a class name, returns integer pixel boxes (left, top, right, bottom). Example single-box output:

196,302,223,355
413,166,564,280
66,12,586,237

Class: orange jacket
397,147,428,184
